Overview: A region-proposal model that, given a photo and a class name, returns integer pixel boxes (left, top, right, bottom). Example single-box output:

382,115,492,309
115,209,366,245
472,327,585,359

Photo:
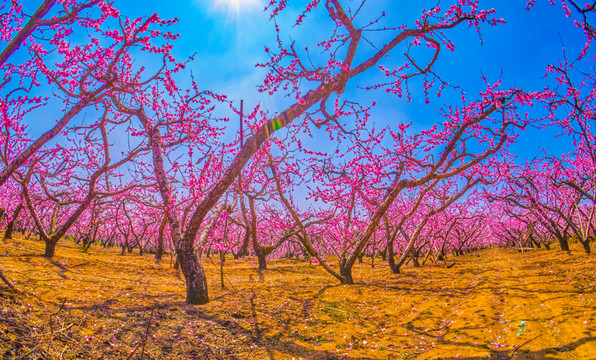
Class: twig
125,307,155,360
25,323,74,338
49,299,68,339
0,266,22,293
139,308,155,359
510,334,543,357
59,345,68,360
51,299,68,316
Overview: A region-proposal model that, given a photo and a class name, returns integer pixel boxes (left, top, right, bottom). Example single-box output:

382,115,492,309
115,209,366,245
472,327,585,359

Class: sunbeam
211,0,262,16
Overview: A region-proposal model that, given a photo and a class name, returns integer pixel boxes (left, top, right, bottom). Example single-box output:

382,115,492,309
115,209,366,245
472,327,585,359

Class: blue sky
113,0,586,159
16,0,589,161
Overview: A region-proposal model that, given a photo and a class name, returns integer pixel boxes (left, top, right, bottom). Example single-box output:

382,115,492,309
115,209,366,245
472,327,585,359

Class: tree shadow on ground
436,335,596,359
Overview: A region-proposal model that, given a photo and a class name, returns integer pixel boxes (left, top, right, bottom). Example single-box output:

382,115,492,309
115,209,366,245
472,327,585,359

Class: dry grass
0,235,595,359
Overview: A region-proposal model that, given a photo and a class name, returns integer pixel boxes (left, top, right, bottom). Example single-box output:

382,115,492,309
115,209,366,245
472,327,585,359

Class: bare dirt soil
0,236,595,359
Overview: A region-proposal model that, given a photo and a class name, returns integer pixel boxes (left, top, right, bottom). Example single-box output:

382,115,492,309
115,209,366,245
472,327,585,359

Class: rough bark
387,243,401,274
249,196,267,270
558,236,570,251
340,264,354,284
178,246,209,304
234,228,250,259
412,250,420,268
3,204,23,242
44,240,57,258
155,213,168,263
582,241,591,254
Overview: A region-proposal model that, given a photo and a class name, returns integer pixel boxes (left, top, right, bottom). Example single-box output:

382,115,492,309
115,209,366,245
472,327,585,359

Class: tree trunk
49,204,60,235
340,265,354,284
174,253,180,270
249,196,267,270
234,228,250,259
81,235,92,252
412,251,420,268
3,204,23,242
178,246,209,304
558,236,570,251
219,250,225,289
255,249,267,270
44,240,57,258
155,213,168,263
387,242,401,274
581,241,591,254
422,249,432,265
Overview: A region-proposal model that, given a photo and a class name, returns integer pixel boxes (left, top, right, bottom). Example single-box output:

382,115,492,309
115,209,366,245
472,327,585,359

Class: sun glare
211,0,262,16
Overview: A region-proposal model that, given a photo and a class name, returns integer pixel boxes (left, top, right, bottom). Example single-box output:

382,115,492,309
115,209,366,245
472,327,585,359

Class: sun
211,0,263,16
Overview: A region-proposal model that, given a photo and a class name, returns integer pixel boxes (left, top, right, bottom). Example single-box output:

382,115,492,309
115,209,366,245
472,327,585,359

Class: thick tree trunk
558,236,570,251
387,242,401,274
412,251,420,268
155,237,164,261
3,222,13,242
178,246,209,304
255,249,267,270
340,265,354,284
581,241,590,254
3,204,23,242
81,235,92,252
44,240,57,258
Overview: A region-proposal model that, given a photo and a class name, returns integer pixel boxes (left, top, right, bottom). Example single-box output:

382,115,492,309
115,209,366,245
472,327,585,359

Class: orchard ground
0,236,595,359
